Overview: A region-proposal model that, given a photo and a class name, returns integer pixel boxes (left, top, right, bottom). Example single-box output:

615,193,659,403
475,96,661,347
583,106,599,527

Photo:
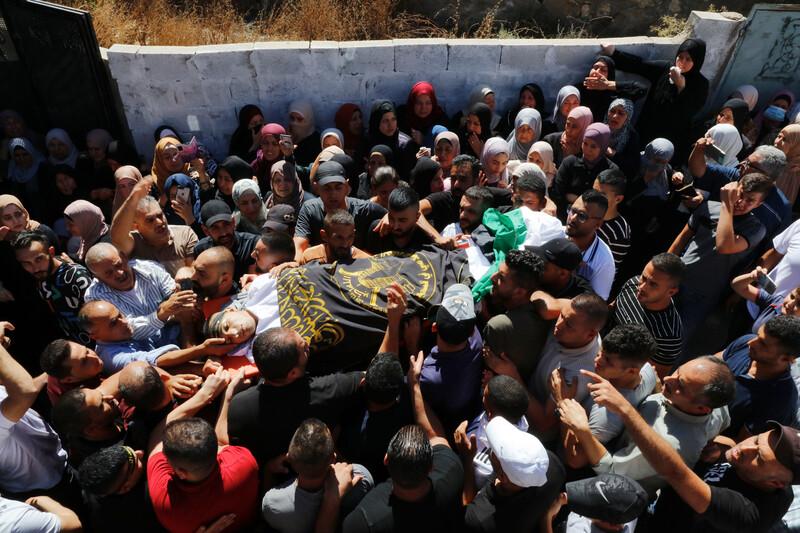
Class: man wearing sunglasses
566,190,616,301
689,140,790,240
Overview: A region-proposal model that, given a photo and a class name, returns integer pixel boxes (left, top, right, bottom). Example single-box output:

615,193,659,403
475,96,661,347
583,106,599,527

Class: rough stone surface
106,11,745,161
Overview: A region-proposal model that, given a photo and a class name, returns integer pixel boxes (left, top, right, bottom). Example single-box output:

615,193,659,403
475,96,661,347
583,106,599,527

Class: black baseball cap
767,421,800,484
565,473,648,524
315,161,347,187
525,238,582,271
201,200,233,227
262,205,297,232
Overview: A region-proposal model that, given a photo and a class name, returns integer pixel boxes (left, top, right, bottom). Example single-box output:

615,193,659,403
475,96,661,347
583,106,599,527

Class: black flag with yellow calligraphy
276,246,474,375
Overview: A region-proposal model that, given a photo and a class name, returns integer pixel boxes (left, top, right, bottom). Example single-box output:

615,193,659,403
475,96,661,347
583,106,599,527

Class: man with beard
366,187,432,254
300,210,370,265
566,190,615,301
441,186,495,261
193,200,258,282
77,300,230,373
190,247,247,318
12,228,94,345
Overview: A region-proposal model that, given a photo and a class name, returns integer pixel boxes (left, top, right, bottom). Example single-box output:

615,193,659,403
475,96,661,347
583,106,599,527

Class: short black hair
260,231,295,256
602,324,657,367
694,355,735,409
11,228,50,252
485,375,529,424
505,249,543,293
571,293,609,330
40,339,73,380
287,418,335,479
451,155,481,179
741,172,774,196
649,253,685,285
371,166,400,190
119,364,165,411
387,425,433,489
764,315,800,358
464,186,494,212
365,352,404,405
51,389,89,435
388,186,419,212
252,328,301,380
515,174,546,203
163,418,217,469
323,209,354,232
79,446,132,496
595,168,627,196
581,189,609,217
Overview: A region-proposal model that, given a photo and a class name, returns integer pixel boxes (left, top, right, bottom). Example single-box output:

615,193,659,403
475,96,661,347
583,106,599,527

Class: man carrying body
190,246,246,317
193,200,258,282
366,187,432,254
529,238,595,299
300,210,370,265
441,186,496,260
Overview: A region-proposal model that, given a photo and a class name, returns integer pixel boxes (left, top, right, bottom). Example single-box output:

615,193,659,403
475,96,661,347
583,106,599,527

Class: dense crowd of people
3,37,800,532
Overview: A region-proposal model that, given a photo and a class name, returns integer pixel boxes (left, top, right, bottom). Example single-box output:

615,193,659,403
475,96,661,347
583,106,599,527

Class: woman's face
247,114,265,131
516,124,536,144
582,138,601,161
486,153,509,176
289,112,306,132
260,135,281,161
373,181,397,208
434,139,455,168
1,205,28,233
675,51,694,73
216,168,234,196
589,60,609,78
519,89,536,110
4,116,23,137
48,138,70,160
107,159,121,173
12,147,32,169
349,110,363,136
564,117,583,141
161,144,185,173
772,97,791,111
775,129,791,156
560,95,579,118
238,192,262,220
414,94,433,119
717,108,735,125
64,216,80,237
482,93,496,114
527,151,545,169
466,114,482,135
368,153,386,176
379,112,397,137
56,172,77,196
322,136,341,150
607,105,628,131
117,178,137,199
430,168,444,193
272,171,295,198
87,141,106,163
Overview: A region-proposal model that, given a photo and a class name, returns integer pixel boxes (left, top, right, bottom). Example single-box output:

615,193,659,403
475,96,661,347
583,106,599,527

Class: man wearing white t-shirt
566,190,615,301
751,218,800,317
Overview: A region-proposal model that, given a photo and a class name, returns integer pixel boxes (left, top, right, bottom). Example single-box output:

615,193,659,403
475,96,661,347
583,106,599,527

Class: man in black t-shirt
366,187,432,255
193,200,258,282
586,372,799,533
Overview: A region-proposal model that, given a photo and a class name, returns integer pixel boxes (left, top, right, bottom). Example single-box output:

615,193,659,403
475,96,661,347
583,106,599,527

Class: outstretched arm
407,352,449,448
0,322,38,423
111,176,153,256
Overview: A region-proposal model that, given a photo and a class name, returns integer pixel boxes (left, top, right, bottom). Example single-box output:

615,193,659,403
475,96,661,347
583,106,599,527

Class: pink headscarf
560,106,593,158
251,123,287,176
582,123,611,168
64,199,108,260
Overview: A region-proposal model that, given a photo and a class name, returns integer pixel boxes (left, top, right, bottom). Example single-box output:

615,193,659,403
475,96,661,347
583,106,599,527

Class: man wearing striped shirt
607,253,685,379
594,170,631,285
83,243,195,343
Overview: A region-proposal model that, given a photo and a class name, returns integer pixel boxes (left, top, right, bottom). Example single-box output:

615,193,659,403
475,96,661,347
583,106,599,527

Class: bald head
78,299,133,344
191,247,235,299
85,243,121,272
118,362,171,411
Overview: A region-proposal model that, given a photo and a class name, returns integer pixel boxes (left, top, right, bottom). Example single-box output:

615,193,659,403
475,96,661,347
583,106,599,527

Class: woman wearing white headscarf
320,128,344,150
45,129,80,169
288,100,321,167
506,108,542,162
450,84,502,133
527,141,558,187
232,179,268,235
544,86,581,135
704,123,743,168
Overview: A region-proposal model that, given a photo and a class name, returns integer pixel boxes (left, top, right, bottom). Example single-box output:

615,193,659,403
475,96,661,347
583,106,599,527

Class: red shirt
148,445,259,533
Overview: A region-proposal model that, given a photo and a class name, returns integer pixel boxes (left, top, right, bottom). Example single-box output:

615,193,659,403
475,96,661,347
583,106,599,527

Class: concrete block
339,41,395,76
394,38,448,75
446,40,501,73
252,41,311,81
498,41,548,72
137,46,198,82
192,43,255,80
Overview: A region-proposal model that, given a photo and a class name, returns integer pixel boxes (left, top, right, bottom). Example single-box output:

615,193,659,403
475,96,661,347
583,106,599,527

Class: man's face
459,195,483,234
593,180,620,207
554,302,595,348
538,261,566,291
732,186,765,216
107,447,145,496
636,262,678,307
15,241,55,281
191,255,223,298
565,197,603,239
324,223,356,262
82,388,121,431
737,153,769,179
134,206,170,246
514,189,542,211
92,252,135,292
293,330,310,375
63,342,104,383
593,348,629,381
726,429,792,486
450,165,476,198
782,288,800,317
87,303,133,343
251,240,292,273
747,326,790,365
388,206,419,240
489,261,517,304
219,310,256,344
661,359,710,414
315,181,349,210
203,218,235,249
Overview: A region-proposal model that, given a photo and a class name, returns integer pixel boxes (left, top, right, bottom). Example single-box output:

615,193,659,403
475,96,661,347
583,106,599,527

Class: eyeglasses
738,159,767,175
568,206,603,224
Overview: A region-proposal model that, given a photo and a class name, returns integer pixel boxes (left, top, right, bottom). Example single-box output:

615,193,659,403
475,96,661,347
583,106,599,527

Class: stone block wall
105,11,745,162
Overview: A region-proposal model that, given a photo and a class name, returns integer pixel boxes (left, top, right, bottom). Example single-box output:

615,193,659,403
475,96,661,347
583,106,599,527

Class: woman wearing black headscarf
576,55,647,123
603,38,709,165
497,83,548,139
213,155,253,210
228,104,264,163
409,157,443,199
457,103,494,159
355,100,415,178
